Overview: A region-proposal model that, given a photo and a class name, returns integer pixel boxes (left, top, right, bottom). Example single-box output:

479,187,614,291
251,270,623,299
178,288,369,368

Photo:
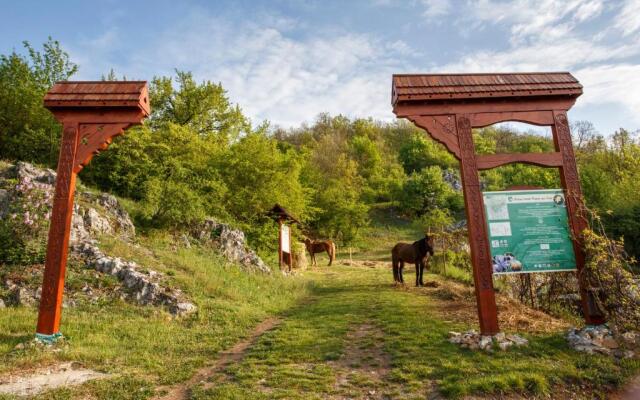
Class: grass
191,267,640,400
0,232,314,399
1,205,638,399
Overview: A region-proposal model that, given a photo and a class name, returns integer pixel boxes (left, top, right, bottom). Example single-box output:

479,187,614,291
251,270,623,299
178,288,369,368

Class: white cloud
65,1,638,131
421,0,451,18
440,0,640,126
119,12,414,127
462,0,604,44
617,0,640,36
574,64,640,112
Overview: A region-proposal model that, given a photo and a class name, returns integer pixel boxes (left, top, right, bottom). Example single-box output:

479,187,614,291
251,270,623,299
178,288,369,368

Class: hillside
1,185,640,398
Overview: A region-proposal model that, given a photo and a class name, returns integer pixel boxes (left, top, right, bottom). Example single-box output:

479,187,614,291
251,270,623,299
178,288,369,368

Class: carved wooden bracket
75,123,131,173
407,115,461,159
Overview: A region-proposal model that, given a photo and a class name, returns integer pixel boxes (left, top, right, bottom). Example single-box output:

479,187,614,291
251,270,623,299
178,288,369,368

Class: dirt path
610,375,640,400
153,317,281,400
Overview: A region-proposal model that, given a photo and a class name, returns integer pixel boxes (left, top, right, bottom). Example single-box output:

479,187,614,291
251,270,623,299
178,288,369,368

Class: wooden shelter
392,72,603,334
36,81,149,341
269,204,300,271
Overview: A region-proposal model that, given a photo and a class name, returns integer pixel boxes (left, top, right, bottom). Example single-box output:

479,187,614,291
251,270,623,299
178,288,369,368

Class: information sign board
483,189,576,274
281,224,290,253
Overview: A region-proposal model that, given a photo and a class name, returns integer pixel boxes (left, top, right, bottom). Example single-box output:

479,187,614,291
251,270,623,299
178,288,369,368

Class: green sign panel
482,189,577,275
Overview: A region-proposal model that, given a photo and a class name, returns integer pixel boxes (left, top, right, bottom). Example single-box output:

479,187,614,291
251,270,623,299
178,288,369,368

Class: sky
2,0,639,135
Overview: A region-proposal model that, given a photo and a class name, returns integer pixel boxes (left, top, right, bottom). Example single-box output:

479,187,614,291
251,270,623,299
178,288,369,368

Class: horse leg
419,261,425,286
415,262,420,287
392,259,398,283
399,261,404,284
326,247,332,266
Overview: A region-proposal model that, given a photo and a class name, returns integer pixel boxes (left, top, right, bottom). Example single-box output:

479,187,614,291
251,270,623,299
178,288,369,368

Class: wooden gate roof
392,72,582,105
44,81,150,115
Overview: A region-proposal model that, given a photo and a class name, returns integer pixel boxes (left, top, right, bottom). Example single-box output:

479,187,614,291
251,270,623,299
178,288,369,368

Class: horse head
425,234,435,256
415,235,435,258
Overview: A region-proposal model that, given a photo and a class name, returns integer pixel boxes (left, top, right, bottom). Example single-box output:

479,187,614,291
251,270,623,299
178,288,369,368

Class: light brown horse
304,238,336,266
391,235,434,286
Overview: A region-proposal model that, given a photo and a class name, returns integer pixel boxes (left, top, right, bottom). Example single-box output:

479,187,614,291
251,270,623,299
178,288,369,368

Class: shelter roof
392,72,582,105
44,81,150,115
268,204,300,224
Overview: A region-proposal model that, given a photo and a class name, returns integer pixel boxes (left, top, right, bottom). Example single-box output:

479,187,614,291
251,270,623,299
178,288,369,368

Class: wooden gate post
456,114,500,334
552,111,605,325
36,81,149,342
36,123,81,337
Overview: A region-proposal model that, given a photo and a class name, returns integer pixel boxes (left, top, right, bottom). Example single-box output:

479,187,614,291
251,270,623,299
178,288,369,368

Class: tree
398,133,456,174
0,38,77,166
399,166,456,217
148,70,251,143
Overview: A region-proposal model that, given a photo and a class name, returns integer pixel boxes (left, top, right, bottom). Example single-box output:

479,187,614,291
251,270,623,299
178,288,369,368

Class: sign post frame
391,72,604,334
37,82,150,341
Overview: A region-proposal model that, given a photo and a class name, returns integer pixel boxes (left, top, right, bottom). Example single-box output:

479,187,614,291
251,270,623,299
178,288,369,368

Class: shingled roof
392,72,582,105
44,81,150,115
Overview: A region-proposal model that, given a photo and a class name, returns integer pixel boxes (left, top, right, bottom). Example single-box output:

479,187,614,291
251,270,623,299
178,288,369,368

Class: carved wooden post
36,82,149,341
36,123,80,338
552,111,605,325
456,114,500,334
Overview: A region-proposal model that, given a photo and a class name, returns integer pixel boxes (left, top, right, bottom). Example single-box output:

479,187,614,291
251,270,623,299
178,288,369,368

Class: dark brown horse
304,238,336,266
391,235,434,286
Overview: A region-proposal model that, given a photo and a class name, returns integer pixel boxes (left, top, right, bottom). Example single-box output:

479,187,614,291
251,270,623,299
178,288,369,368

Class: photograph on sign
482,189,577,275
281,224,290,253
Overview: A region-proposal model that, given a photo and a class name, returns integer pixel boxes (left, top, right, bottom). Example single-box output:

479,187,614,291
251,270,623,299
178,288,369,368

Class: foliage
148,70,250,143
398,132,456,174
399,166,460,217
581,209,640,333
0,175,52,265
0,38,77,166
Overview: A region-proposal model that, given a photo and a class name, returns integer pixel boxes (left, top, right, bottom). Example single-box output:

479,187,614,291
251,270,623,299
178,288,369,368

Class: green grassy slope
0,233,313,399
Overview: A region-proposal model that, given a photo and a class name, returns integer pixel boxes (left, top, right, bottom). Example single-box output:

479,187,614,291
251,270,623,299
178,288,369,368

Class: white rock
479,336,493,350
498,341,513,351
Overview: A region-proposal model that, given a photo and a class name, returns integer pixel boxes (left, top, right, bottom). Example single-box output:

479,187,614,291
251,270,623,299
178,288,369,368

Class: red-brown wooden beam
456,114,500,335
552,111,605,325
470,111,555,128
476,152,563,170
36,123,80,336
36,82,149,340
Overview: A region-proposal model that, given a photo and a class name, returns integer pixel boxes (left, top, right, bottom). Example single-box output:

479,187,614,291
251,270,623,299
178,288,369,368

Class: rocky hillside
0,161,270,314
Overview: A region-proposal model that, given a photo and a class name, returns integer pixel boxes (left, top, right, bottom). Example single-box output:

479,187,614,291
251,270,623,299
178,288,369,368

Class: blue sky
2,0,639,135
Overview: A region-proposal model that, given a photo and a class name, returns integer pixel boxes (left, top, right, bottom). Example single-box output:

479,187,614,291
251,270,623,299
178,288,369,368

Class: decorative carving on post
37,82,150,341
456,114,500,334
553,111,605,324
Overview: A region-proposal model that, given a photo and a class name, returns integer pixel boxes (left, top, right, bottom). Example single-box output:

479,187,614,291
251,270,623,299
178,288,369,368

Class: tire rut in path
153,317,281,400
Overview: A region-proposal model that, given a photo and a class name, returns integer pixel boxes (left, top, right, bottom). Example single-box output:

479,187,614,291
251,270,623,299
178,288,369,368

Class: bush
0,176,52,265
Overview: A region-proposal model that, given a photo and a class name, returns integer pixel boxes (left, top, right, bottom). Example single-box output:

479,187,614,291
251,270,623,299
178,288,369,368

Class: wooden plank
471,111,554,127
393,97,577,117
476,152,563,170
552,111,605,325
36,123,79,335
456,114,500,335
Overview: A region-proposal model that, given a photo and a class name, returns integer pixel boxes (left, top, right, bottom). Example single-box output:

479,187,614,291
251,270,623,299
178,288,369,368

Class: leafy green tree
0,38,77,166
149,70,250,143
399,166,457,217
398,133,457,174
